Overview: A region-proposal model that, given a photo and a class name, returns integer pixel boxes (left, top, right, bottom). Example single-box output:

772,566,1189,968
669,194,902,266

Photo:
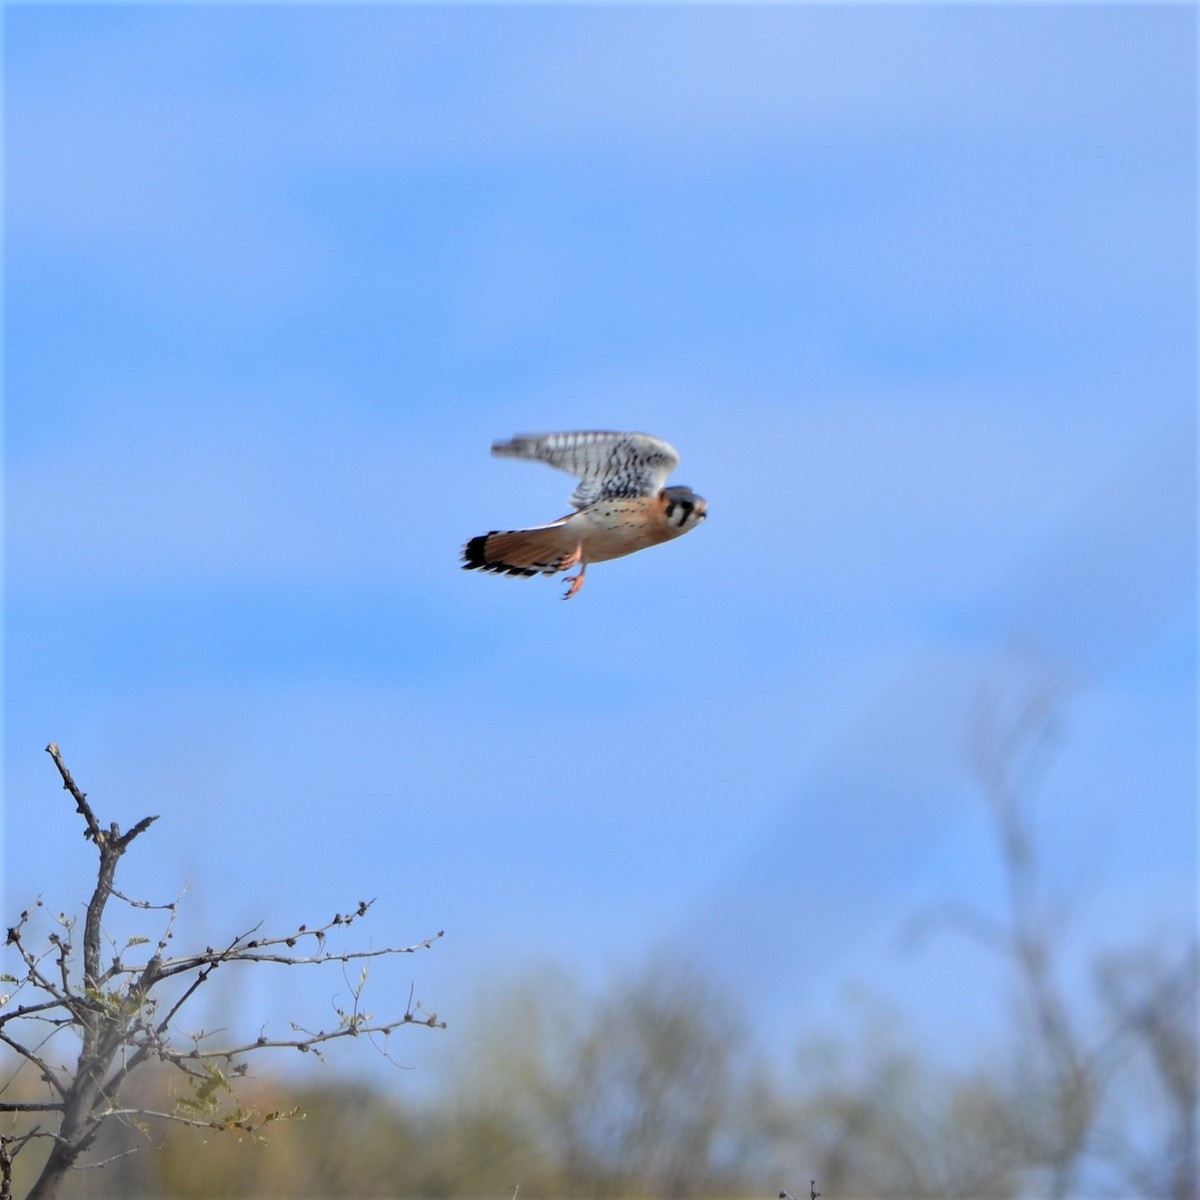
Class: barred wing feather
491,431,680,509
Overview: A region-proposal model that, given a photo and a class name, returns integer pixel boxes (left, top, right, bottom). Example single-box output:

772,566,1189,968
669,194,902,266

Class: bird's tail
461,523,578,578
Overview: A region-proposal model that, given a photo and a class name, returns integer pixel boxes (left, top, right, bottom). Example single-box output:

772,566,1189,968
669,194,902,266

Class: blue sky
4,5,1195,1087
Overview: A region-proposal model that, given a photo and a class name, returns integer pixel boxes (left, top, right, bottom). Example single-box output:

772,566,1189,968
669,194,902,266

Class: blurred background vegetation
5,669,1194,1200
5,945,1193,1199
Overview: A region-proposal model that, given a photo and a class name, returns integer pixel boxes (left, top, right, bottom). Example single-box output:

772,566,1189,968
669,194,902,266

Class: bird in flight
462,430,708,599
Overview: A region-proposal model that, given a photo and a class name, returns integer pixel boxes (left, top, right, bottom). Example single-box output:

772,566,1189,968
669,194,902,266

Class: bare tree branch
2,746,444,1200
0,1032,70,1101
43,744,102,846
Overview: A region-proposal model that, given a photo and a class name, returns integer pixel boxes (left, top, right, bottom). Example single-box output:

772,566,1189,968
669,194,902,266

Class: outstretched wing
491,431,680,509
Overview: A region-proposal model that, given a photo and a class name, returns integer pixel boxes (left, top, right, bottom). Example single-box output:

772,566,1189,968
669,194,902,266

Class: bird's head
661,486,708,532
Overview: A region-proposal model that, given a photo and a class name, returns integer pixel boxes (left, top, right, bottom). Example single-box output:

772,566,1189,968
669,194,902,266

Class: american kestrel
462,430,708,599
